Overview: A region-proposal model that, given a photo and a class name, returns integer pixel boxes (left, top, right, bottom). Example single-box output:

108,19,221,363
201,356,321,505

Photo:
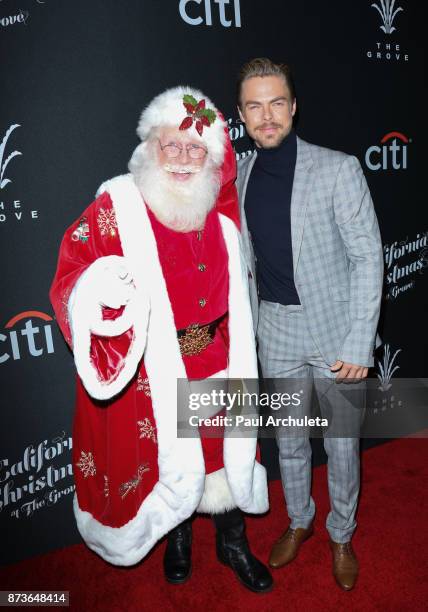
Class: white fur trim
219,215,269,515
69,257,148,401
72,175,268,565
134,86,226,166
197,468,236,514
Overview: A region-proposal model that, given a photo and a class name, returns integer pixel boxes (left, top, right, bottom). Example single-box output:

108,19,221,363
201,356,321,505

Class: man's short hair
237,57,296,108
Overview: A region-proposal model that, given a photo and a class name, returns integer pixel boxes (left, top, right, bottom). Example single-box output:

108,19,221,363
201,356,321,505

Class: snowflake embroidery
76,451,96,478
103,475,109,498
119,463,150,500
137,374,151,397
138,417,157,443
97,207,118,237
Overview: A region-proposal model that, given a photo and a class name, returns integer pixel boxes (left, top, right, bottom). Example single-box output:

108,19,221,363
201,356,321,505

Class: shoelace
283,529,297,541
335,543,354,557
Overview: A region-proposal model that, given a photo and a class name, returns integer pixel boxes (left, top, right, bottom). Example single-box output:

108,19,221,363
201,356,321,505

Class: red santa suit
50,96,268,567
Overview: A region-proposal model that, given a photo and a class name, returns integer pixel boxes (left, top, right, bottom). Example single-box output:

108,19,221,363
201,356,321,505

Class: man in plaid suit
236,58,384,591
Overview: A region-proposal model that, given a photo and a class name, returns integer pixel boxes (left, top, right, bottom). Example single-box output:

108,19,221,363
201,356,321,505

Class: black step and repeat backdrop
0,0,426,565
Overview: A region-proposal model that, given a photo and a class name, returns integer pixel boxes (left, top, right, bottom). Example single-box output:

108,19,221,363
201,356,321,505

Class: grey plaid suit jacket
236,136,384,368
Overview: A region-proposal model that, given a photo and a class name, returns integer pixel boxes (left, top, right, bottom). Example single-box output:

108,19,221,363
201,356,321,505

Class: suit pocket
329,285,350,302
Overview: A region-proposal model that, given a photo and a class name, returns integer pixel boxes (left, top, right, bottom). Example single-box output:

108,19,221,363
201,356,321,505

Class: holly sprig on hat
179,95,217,136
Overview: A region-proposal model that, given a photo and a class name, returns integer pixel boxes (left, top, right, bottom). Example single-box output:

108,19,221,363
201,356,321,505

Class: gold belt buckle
178,323,214,357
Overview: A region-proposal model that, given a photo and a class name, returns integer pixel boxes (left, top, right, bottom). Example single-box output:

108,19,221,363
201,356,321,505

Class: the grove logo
0,123,40,225
179,0,241,27
0,124,22,191
366,0,409,62
377,344,401,392
371,0,403,34
365,131,410,171
0,311,55,364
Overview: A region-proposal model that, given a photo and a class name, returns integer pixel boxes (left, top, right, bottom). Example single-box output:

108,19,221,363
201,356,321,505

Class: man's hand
330,360,368,382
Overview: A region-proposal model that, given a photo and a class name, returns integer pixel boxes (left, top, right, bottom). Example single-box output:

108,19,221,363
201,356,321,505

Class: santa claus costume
50,86,272,592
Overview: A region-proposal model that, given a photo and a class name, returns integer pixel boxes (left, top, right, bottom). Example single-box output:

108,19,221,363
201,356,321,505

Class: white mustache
163,163,201,174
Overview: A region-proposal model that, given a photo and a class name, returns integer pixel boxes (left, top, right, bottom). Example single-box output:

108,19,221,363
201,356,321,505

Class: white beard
130,147,220,232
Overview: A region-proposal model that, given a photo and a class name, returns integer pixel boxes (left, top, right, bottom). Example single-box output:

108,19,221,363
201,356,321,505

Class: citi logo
371,0,403,35
179,0,241,27
0,311,55,364
365,132,410,171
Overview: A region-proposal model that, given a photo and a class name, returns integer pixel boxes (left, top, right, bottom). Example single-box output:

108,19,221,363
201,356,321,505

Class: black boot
213,509,273,593
163,519,192,584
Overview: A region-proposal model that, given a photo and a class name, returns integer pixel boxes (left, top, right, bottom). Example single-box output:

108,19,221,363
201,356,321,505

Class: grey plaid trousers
258,301,363,543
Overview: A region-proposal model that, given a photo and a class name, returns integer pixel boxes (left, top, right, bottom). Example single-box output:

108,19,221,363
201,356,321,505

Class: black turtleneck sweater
245,129,300,305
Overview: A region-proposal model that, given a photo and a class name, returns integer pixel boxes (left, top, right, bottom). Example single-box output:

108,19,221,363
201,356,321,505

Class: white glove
90,255,135,309
69,255,149,400
69,254,147,339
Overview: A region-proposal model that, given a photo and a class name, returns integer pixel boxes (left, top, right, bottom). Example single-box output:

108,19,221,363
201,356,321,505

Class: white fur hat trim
136,85,226,166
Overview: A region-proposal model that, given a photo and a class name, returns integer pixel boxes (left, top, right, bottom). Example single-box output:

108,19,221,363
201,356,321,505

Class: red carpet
2,438,428,611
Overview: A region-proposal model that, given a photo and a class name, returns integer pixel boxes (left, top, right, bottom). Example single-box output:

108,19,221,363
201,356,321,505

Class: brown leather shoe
269,525,314,568
329,540,359,591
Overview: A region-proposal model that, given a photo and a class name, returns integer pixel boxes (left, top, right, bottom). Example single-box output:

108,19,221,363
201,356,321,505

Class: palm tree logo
0,124,22,190
377,344,401,392
371,0,404,34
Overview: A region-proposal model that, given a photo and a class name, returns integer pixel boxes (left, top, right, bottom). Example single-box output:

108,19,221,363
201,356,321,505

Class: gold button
199,298,206,307
198,263,206,272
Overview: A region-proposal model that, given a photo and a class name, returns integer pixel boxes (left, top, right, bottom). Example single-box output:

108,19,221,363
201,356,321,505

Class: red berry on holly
183,102,196,114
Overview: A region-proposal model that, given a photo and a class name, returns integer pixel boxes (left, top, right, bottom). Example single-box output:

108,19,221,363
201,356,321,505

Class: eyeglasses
158,139,207,160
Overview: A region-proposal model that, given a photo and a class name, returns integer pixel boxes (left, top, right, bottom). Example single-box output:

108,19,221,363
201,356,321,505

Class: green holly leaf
198,108,216,124
183,94,198,107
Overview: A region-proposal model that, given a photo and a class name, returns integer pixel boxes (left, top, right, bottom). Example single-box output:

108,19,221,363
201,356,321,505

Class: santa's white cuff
68,256,149,401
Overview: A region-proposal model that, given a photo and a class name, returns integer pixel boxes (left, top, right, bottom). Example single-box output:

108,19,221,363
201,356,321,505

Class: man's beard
130,146,220,232
252,122,289,149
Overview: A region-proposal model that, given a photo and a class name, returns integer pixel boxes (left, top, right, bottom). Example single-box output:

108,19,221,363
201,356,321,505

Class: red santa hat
135,85,227,166
129,85,240,229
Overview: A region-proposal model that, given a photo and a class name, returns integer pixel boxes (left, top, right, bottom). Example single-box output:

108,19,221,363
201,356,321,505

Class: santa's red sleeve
50,191,123,344
50,191,147,400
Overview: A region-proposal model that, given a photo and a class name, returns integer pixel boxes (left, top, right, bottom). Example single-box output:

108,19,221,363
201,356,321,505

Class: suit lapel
239,152,257,275
291,137,314,275
239,151,257,214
